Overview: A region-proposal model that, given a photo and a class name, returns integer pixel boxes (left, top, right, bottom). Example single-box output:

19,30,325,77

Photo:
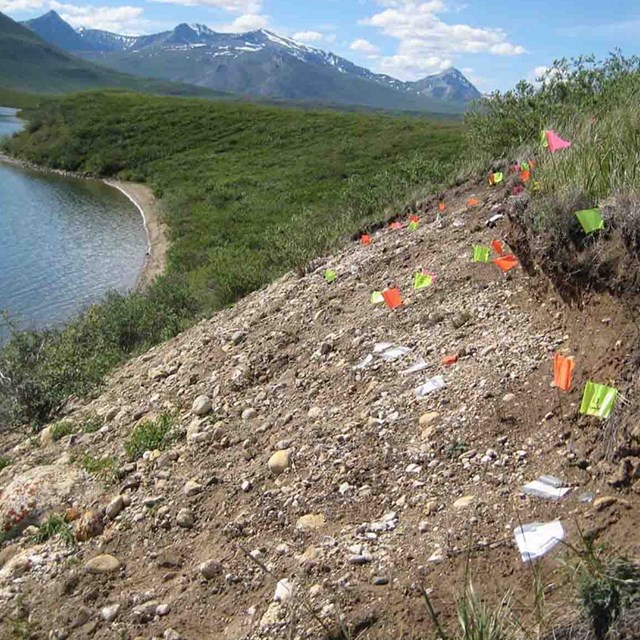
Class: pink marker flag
545,130,572,153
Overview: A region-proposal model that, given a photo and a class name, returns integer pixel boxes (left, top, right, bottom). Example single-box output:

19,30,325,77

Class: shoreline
0,153,167,290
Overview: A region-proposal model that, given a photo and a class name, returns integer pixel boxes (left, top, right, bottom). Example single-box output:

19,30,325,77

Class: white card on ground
401,359,430,375
415,375,446,397
522,480,570,500
514,521,565,562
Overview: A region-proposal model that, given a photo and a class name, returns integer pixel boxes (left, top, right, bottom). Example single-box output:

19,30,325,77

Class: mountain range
0,10,230,98
22,11,481,111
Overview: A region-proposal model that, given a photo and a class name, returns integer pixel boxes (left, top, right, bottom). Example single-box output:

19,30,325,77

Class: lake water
0,107,147,341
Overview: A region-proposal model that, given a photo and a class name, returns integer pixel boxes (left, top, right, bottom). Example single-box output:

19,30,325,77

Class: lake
0,107,147,342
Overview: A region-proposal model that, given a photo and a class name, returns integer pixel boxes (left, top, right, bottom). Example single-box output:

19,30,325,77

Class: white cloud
361,0,526,80
293,30,324,43
148,0,260,9
220,12,268,31
0,0,147,32
349,38,379,56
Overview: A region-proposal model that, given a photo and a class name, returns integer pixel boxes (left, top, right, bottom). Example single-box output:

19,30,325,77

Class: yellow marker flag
370,291,384,304
413,272,433,290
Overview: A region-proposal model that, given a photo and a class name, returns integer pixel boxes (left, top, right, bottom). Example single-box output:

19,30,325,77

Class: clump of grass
32,514,75,545
80,414,103,433
50,420,76,441
124,413,177,460
445,441,469,459
0,455,12,471
422,580,514,640
79,454,118,482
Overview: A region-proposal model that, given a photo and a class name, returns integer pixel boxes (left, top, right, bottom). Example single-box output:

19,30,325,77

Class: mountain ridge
23,11,480,111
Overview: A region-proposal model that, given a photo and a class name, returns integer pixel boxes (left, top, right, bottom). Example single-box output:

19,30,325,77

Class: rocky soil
1,176,639,639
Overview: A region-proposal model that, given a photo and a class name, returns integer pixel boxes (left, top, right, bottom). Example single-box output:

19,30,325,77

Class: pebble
176,508,195,528
372,576,389,586
164,630,182,640
418,521,429,533
192,395,212,416
156,604,170,616
100,604,121,622
182,480,203,496
348,554,372,565
268,449,291,475
274,579,294,603
243,405,260,421
502,393,516,403
241,480,252,492
85,554,122,575
419,412,440,427
307,407,323,419
199,560,223,579
453,495,476,509
296,513,326,531
105,495,125,520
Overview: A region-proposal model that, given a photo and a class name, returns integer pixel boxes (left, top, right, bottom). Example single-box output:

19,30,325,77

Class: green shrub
50,420,76,442
79,454,118,482
80,415,103,434
32,514,74,545
579,558,640,638
124,413,177,460
0,455,12,471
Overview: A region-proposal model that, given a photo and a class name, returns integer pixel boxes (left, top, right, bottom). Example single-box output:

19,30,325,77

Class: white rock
274,579,294,603
101,603,121,622
192,395,212,416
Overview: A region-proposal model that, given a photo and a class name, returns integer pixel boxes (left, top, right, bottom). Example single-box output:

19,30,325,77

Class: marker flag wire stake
467,197,479,207
491,239,504,256
413,271,434,290
553,353,575,392
381,288,403,310
489,172,504,186
360,234,372,246
493,255,519,272
370,291,384,305
514,521,565,562
580,381,618,419
575,209,604,234
545,130,572,153
473,245,491,263
415,375,446,397
324,269,337,283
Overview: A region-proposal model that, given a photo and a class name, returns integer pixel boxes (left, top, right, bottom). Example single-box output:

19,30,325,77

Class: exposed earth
1,174,639,639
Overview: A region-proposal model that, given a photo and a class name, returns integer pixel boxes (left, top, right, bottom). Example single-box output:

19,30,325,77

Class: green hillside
2,90,462,424
0,11,228,98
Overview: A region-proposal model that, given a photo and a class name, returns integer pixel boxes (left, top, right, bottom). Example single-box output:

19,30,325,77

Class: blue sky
3,0,640,91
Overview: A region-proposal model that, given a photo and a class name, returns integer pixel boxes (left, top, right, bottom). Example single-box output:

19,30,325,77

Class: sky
3,0,640,92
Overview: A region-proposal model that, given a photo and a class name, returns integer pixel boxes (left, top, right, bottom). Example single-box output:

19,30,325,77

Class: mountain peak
410,67,480,102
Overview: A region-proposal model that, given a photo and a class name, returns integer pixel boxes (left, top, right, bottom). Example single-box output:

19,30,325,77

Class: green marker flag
520,161,530,172
473,245,490,263
408,220,420,231
575,209,604,234
540,130,549,148
370,291,384,304
580,381,618,419
413,272,433,290
324,269,337,283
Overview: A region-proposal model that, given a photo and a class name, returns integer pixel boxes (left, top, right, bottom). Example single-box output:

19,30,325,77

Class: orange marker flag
409,214,420,223
520,169,531,183
389,221,404,230
493,254,518,272
467,197,479,207
442,354,458,366
382,288,403,310
491,239,504,256
553,353,575,391
360,234,372,246
438,202,446,212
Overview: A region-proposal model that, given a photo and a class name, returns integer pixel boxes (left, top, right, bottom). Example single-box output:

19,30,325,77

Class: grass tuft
124,413,177,460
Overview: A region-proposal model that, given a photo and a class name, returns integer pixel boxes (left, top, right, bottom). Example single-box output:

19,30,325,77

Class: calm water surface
0,107,147,341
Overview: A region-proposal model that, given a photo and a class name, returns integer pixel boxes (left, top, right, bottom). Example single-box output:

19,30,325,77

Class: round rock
268,449,291,475
192,395,212,416
85,554,122,575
